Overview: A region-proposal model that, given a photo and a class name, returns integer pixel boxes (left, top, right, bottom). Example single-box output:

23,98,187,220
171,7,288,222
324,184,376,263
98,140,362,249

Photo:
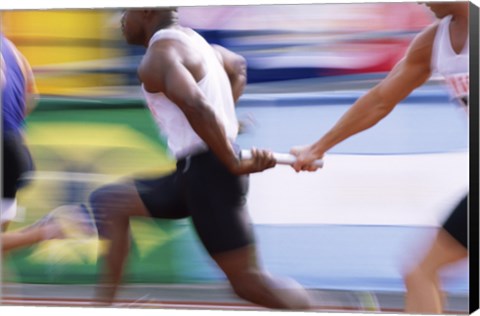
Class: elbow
376,102,395,118
231,57,247,99
236,55,247,71
233,74,247,92
234,56,247,81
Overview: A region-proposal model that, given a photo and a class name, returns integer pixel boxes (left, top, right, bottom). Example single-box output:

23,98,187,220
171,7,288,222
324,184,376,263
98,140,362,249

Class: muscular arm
139,40,271,174
212,44,247,103
308,25,437,158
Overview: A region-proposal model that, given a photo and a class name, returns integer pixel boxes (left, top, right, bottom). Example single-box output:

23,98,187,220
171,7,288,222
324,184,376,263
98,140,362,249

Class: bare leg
95,210,131,304
91,178,311,309
91,183,150,305
404,229,467,313
212,245,312,310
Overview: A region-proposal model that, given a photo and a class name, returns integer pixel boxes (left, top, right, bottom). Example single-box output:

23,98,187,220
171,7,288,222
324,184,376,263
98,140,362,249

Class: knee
228,272,312,310
89,184,132,237
90,184,133,212
404,268,420,287
404,264,437,288
264,275,312,310
90,184,118,207
228,273,257,298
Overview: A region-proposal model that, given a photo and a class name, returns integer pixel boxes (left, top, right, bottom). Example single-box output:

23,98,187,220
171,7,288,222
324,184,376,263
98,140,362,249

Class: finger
301,163,318,172
256,148,271,161
306,166,319,172
267,154,276,168
258,149,275,169
292,161,303,173
265,150,275,164
257,148,267,160
249,147,256,158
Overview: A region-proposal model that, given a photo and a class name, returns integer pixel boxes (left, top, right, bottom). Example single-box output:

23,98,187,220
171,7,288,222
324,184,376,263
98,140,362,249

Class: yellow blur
1,10,124,95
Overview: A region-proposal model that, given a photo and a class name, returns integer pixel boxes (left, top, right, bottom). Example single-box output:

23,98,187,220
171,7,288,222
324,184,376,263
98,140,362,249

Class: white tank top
431,15,469,105
142,28,239,159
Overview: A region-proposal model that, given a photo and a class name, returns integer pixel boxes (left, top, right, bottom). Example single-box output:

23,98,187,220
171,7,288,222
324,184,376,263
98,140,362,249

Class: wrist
227,155,241,174
310,142,326,158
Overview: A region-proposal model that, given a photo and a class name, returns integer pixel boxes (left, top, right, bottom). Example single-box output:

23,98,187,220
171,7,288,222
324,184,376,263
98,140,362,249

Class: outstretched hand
290,145,324,173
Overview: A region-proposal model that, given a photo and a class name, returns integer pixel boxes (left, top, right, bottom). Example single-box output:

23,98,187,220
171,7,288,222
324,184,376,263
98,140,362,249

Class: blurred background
1,3,469,312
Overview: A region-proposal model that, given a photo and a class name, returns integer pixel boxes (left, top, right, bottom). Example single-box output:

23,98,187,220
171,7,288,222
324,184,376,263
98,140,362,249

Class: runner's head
121,8,179,46
419,2,468,19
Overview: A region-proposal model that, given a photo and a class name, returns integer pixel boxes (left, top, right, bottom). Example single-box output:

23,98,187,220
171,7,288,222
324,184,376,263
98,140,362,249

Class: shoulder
138,39,182,78
139,29,197,71
210,44,246,68
3,38,35,84
404,22,439,66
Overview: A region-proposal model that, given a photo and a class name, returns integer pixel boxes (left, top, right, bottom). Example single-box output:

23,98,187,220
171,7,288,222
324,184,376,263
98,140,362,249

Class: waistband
174,142,209,161
176,143,240,171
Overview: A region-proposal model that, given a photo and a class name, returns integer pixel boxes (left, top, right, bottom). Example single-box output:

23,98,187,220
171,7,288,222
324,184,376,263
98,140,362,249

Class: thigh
184,152,254,255
134,171,189,219
418,228,468,275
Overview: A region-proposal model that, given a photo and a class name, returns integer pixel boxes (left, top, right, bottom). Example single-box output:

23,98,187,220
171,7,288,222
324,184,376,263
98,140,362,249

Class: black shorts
3,131,34,199
442,195,468,249
134,150,254,255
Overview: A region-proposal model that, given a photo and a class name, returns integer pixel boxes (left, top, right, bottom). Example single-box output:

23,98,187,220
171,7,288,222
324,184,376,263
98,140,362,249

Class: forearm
305,31,433,160
2,228,43,253
230,74,246,103
184,102,239,171
311,91,394,156
211,44,247,103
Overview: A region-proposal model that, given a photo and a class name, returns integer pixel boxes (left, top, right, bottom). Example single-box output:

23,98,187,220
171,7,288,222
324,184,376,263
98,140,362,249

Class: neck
451,5,469,23
143,13,179,47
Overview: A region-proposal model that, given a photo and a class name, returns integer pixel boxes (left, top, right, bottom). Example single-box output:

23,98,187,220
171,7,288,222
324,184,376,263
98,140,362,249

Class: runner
290,3,469,313
91,8,311,310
